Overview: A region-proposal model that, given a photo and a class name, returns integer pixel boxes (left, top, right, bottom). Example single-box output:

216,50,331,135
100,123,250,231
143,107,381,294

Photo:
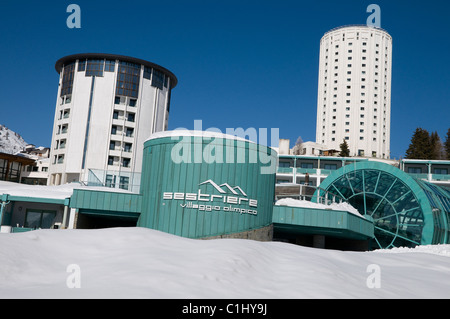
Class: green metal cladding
272,205,374,240
70,189,142,218
138,133,277,238
314,161,450,249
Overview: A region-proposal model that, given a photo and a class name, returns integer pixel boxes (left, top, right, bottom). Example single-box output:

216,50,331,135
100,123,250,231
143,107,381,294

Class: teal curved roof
313,161,450,249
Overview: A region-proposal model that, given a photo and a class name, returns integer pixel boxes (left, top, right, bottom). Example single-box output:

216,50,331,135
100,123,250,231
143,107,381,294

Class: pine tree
339,139,350,157
405,128,432,159
444,128,450,160
430,131,445,160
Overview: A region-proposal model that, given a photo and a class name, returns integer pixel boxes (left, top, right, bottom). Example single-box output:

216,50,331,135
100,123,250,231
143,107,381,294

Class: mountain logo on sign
199,180,247,196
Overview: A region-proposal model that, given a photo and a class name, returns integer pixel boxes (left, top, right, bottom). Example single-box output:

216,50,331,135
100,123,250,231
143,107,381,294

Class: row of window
54,139,67,150
60,63,75,97
60,59,171,100
279,162,338,170
116,61,141,98
78,59,115,77
113,110,136,122
322,115,387,124
58,109,70,120
109,141,132,153
23,165,48,173
56,124,68,135
327,42,386,49
111,125,134,137
408,167,449,175
0,159,22,183
115,96,137,106
52,154,65,165
105,174,129,190
107,156,131,168
323,84,388,96
329,136,386,144
53,153,133,168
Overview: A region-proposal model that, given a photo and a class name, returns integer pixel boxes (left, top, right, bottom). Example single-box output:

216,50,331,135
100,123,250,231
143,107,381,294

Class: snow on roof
145,130,254,144
0,181,132,201
275,197,362,217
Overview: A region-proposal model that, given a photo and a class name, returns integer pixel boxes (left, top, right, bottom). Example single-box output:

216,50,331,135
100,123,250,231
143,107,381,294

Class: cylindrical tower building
316,25,392,159
48,53,177,192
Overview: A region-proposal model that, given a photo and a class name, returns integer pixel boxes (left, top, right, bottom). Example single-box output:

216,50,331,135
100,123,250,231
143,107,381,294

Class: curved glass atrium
315,161,450,249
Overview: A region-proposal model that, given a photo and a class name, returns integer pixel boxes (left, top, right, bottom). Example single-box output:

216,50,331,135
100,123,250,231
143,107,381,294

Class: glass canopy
315,161,450,250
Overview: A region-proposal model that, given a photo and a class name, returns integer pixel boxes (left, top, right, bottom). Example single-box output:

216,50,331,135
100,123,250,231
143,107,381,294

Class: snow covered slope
0,125,28,154
0,227,448,299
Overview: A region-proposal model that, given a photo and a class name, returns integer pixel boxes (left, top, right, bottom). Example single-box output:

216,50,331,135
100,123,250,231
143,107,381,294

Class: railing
308,185,348,206
407,173,429,181
296,168,318,175
406,173,450,182
87,169,141,193
276,167,337,176
432,174,450,182
277,167,293,174
277,184,347,206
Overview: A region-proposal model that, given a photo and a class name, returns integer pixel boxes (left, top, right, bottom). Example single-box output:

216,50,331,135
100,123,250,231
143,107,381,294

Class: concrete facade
48,54,177,193
316,25,392,159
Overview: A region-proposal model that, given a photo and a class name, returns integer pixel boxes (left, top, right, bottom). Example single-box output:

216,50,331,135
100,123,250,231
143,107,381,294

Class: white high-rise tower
316,25,392,158
48,53,177,191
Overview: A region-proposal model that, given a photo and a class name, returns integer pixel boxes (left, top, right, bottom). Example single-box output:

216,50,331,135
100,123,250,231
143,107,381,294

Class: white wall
316,26,392,159
48,57,174,188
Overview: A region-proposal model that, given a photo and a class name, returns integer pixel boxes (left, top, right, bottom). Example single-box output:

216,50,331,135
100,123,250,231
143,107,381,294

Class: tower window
105,60,115,72
116,61,141,98
60,62,75,97
85,59,104,77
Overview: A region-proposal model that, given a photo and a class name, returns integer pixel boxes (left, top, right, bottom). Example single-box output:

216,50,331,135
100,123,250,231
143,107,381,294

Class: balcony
277,167,293,174
406,173,450,183
407,173,429,181
296,168,319,175
432,174,450,182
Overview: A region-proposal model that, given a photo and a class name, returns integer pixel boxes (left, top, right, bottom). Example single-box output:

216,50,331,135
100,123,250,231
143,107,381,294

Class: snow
0,180,132,200
0,227,449,299
146,130,254,143
0,125,28,155
275,198,363,217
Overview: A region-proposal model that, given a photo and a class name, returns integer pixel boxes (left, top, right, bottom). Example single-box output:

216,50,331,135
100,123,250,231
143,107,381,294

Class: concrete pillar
67,208,77,229
313,235,326,249
55,173,61,185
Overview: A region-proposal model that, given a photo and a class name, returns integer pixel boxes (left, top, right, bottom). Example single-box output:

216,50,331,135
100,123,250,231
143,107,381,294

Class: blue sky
0,0,449,159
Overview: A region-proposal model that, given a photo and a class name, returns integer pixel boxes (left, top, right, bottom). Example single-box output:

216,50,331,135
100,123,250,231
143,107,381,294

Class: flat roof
323,24,391,38
278,154,369,162
145,130,254,144
0,181,132,202
55,53,178,88
0,152,36,165
401,159,450,165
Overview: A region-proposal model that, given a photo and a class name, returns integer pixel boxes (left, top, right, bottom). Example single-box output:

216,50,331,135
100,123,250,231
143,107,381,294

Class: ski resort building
316,25,392,159
1,46,449,251
47,54,177,193
1,131,449,251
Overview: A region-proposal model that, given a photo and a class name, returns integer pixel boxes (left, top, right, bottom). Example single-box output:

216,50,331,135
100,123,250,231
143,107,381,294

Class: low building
400,159,450,190
18,145,50,185
1,132,449,252
0,152,35,183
